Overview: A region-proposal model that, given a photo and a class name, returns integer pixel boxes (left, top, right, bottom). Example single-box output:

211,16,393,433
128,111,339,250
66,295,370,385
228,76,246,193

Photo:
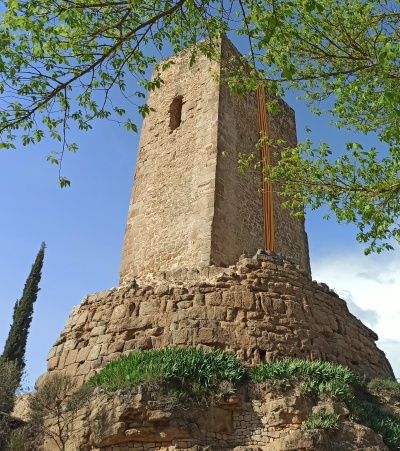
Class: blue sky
0,44,399,388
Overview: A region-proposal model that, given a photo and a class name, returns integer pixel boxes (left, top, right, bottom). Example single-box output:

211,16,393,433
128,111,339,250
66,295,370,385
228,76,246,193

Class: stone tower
120,37,310,283
41,40,394,400
34,36,395,451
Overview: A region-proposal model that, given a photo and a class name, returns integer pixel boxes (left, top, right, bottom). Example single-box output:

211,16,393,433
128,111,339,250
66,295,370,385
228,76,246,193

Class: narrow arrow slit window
169,95,183,132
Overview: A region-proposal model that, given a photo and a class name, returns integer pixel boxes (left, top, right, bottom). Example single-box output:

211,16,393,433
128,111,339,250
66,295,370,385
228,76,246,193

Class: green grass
367,378,400,398
349,399,400,449
301,411,340,431
249,358,360,389
88,348,245,398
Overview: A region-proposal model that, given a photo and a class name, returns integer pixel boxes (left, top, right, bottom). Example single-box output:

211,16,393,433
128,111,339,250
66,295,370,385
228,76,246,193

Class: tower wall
120,37,310,282
120,46,221,282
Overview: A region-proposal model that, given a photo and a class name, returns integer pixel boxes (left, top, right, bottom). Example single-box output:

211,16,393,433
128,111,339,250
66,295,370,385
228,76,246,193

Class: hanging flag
257,86,275,251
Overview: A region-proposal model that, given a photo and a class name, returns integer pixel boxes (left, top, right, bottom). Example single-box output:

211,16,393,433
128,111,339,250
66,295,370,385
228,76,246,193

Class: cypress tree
1,242,46,379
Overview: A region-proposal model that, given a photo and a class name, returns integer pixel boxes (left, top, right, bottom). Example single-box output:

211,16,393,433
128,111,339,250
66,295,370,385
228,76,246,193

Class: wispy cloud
357,270,396,285
312,248,400,378
341,290,379,328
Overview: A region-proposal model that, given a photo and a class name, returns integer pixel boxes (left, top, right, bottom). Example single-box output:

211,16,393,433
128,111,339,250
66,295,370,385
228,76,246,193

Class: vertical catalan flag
257,86,274,251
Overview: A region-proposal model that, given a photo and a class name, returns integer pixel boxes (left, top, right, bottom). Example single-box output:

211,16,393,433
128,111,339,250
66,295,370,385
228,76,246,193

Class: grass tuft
249,358,360,389
367,379,400,398
301,411,340,431
88,348,245,398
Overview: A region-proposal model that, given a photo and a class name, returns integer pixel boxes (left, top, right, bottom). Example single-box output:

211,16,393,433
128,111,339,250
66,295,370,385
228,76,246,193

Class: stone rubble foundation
42,251,394,387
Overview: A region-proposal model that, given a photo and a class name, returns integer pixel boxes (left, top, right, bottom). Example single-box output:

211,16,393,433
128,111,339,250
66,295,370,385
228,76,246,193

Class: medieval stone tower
42,36,393,387
36,37,396,450
120,37,310,283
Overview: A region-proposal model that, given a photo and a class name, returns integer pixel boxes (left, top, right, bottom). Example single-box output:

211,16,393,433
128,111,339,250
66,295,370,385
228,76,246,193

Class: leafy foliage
88,348,245,398
1,242,45,383
0,244,45,448
0,0,228,184
0,0,400,252
239,0,400,253
235,0,400,252
0,0,398,249
301,411,340,431
5,427,30,451
24,352,400,449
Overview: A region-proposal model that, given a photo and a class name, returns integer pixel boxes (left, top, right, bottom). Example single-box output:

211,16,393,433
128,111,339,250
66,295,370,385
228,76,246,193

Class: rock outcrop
32,381,389,451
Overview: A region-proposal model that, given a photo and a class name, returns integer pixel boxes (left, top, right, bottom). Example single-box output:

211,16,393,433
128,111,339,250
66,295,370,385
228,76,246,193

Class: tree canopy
0,0,399,252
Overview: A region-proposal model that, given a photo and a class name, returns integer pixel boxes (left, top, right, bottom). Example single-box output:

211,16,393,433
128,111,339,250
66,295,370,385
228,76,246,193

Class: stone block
172,329,189,345
46,347,56,360
90,325,107,337
76,361,92,376
76,347,91,363
64,339,78,351
87,344,102,361
241,258,260,269
47,356,59,371
111,304,128,320
57,352,67,370
196,328,216,343
75,310,89,326
108,341,125,354
208,306,227,321
65,363,79,377
139,299,161,316
205,291,222,306
65,349,78,366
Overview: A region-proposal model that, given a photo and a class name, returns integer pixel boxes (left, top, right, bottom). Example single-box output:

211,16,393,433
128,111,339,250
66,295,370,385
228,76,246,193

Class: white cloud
311,249,400,379
341,290,380,328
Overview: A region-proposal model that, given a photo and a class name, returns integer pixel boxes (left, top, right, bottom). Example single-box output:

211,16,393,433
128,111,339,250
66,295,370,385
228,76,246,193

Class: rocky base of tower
26,380,392,451
42,251,393,386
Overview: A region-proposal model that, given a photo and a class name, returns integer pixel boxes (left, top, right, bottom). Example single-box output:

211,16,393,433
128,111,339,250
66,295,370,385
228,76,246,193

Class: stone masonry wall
44,251,394,387
119,37,310,283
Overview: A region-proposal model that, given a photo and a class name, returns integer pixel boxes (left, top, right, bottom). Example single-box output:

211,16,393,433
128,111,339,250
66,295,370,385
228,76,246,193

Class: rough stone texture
119,37,310,283
32,382,389,451
42,252,393,386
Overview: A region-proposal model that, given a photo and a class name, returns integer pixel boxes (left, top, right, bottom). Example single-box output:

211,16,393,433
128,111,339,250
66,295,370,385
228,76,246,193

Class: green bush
88,348,245,397
249,359,360,389
250,359,400,450
348,396,400,450
301,411,340,431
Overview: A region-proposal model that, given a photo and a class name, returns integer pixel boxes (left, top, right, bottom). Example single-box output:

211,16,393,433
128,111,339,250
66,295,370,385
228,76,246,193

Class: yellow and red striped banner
257,86,274,251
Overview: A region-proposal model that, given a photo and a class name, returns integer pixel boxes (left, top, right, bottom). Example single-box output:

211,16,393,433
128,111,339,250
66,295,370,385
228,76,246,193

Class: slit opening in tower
169,95,183,132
